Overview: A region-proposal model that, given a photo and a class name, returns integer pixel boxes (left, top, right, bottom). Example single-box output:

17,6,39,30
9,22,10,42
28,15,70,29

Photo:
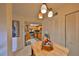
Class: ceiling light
38,3,58,20
48,8,53,17
38,12,43,19
41,3,47,14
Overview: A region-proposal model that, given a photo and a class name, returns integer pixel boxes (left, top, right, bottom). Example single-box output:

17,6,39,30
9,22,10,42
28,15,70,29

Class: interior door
66,11,79,56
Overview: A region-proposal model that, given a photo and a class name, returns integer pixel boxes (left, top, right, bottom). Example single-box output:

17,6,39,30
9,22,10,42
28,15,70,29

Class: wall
6,4,13,56
0,4,12,56
0,4,7,56
42,4,79,47
0,4,27,55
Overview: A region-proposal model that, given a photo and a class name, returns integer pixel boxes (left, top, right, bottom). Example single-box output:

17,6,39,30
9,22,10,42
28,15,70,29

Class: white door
66,11,79,56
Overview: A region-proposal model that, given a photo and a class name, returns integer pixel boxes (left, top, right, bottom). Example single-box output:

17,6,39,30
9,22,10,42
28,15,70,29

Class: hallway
0,3,79,56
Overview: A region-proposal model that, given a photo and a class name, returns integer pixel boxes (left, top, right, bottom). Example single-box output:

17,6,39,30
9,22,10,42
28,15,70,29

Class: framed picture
12,20,20,37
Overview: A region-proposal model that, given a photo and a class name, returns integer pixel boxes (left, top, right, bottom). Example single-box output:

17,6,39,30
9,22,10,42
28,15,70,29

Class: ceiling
12,3,65,22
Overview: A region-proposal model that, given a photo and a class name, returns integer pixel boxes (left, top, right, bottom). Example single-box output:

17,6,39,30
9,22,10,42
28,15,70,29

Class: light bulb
39,16,43,19
41,4,47,14
48,11,53,17
41,9,47,14
38,12,43,19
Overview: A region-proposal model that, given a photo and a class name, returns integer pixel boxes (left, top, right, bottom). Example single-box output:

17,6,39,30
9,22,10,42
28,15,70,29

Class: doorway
24,23,42,46
12,20,20,52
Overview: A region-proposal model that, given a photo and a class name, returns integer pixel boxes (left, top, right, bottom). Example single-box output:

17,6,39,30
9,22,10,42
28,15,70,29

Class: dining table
31,41,69,56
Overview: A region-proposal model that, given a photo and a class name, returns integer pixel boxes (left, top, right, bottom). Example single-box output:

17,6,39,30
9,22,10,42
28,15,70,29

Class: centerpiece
42,33,53,51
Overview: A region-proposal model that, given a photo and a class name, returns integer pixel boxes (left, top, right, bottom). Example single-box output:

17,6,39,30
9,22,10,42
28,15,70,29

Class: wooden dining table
31,41,69,56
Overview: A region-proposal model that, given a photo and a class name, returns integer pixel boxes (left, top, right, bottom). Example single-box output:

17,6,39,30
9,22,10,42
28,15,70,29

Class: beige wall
0,4,26,56
6,4,13,55
0,4,12,56
42,4,79,47
0,4,7,56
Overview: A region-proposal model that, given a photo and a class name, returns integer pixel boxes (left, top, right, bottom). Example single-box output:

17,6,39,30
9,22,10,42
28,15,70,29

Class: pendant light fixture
41,3,47,14
38,12,43,19
48,8,53,17
38,3,58,20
